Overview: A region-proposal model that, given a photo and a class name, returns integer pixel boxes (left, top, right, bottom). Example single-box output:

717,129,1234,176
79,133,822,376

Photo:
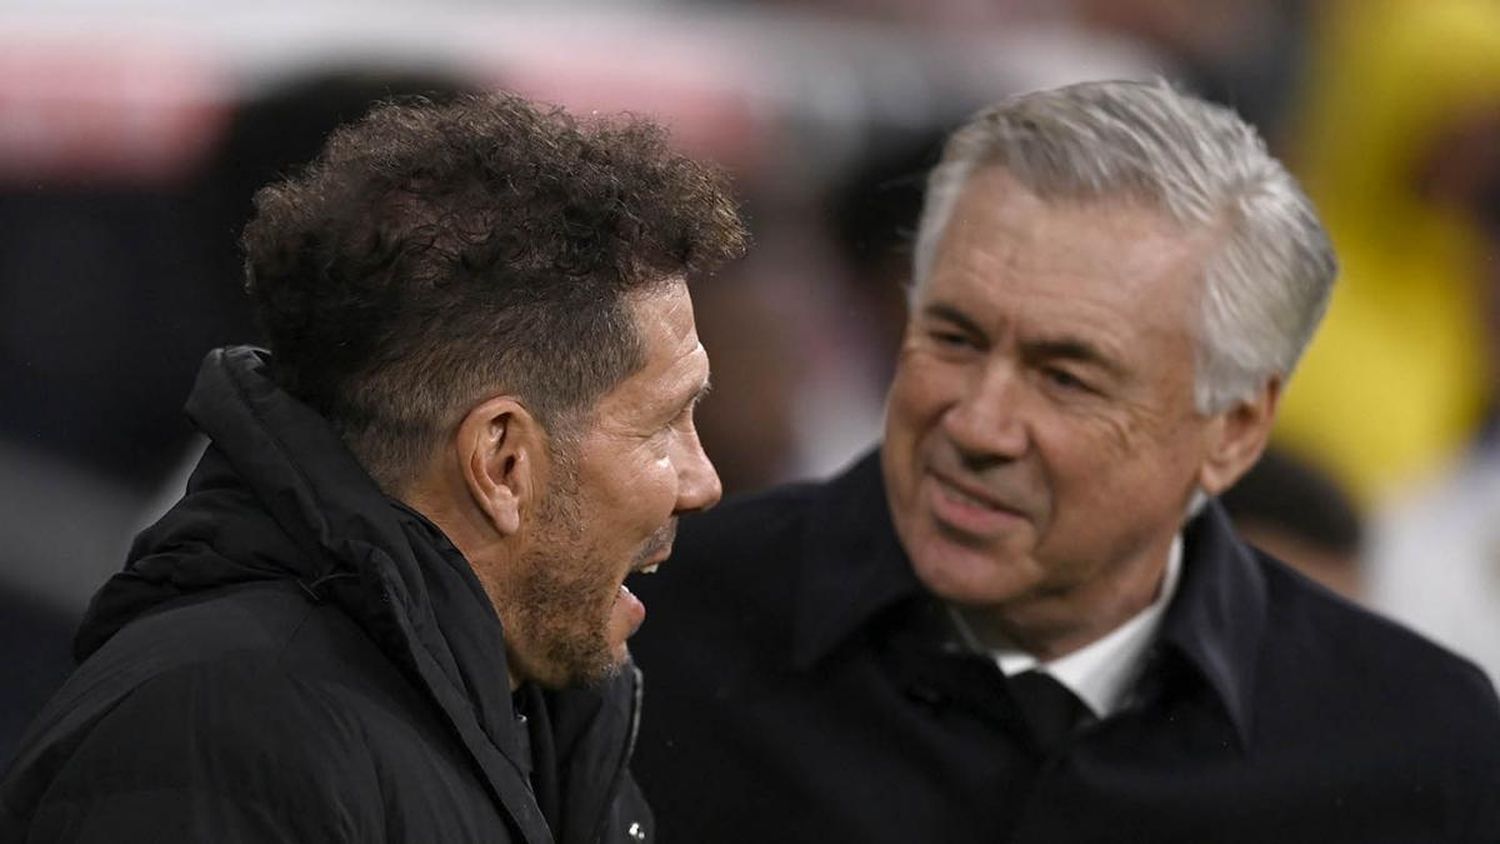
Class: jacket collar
791,447,1265,748
791,451,925,670
1155,500,1266,748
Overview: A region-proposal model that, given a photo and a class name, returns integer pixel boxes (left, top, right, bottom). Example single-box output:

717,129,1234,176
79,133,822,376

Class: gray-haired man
629,79,1500,842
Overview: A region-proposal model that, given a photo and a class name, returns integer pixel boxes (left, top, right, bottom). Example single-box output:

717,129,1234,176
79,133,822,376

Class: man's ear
455,395,546,538
1198,377,1282,497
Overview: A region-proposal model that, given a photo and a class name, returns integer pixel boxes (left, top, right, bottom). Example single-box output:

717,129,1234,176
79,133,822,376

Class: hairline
401,274,688,492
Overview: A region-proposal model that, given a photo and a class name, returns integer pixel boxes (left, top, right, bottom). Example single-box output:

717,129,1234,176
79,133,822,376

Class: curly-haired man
1,93,746,843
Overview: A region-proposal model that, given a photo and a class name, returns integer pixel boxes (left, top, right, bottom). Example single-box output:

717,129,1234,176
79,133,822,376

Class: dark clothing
0,588,75,769
0,347,651,844
631,451,1500,843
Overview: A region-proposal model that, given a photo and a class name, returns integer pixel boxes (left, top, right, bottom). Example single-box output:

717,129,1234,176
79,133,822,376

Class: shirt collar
791,448,1265,748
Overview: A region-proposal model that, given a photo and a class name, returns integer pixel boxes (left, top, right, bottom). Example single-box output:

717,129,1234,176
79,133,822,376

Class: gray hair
912,79,1337,412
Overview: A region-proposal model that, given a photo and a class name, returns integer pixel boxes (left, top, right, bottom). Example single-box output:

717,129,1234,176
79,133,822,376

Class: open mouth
614,576,650,639
619,563,658,600
619,554,666,603
613,527,675,635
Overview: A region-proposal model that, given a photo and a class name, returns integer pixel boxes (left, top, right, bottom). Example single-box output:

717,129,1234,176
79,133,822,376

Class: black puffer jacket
0,347,652,843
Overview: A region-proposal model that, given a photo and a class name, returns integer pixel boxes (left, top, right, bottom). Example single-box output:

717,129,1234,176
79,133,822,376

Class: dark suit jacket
631,451,1500,843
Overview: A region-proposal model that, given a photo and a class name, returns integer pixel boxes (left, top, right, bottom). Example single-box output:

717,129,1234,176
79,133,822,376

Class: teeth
641,564,659,574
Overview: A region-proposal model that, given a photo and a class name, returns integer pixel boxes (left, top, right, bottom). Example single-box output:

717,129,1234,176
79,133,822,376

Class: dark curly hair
242,93,747,490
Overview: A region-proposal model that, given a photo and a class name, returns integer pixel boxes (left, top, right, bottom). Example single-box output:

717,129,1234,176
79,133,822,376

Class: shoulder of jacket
1255,552,1500,736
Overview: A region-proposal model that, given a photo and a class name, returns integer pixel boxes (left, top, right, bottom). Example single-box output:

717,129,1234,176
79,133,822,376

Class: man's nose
941,362,1029,462
675,434,723,514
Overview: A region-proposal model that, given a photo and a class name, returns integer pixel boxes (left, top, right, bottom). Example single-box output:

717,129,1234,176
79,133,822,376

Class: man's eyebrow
692,379,713,406
674,378,711,416
920,302,986,337
922,300,1124,376
1023,337,1126,377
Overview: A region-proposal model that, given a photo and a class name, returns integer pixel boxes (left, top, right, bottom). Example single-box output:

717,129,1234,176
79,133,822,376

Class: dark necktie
1008,670,1091,754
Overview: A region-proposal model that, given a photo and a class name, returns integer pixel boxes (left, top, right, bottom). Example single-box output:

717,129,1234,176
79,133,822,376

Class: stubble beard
504,468,624,690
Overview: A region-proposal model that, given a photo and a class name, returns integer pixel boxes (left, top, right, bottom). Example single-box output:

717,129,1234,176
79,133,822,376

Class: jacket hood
79,346,449,659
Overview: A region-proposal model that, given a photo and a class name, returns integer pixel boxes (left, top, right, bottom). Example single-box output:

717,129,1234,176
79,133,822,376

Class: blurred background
4,0,1499,764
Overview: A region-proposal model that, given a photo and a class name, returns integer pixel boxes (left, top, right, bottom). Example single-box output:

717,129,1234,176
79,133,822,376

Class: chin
909,534,1037,607
531,653,624,690
579,653,628,688
607,640,631,671
511,622,623,690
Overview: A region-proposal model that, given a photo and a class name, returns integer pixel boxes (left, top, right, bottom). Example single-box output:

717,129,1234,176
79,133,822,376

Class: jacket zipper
588,663,644,843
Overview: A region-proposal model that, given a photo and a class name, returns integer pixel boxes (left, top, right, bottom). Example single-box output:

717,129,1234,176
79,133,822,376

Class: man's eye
669,405,696,432
930,330,972,348
1044,367,1091,392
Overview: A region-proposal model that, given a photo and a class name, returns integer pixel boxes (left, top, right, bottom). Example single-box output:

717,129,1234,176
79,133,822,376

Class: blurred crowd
4,0,1499,764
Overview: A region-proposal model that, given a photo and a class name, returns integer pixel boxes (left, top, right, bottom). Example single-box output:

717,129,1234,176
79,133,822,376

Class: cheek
614,453,678,532
886,357,953,440
884,363,957,537
1040,415,1142,490
882,372,930,497
1038,417,1202,527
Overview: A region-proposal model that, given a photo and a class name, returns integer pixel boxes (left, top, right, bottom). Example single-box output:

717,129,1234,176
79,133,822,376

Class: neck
401,478,526,690
960,537,1176,661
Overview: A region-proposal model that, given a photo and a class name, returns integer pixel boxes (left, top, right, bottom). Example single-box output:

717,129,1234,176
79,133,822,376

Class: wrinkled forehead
933,167,1214,291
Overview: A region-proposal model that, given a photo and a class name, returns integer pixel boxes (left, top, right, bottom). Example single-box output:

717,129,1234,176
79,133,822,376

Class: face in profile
502,280,722,688
881,166,1225,631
